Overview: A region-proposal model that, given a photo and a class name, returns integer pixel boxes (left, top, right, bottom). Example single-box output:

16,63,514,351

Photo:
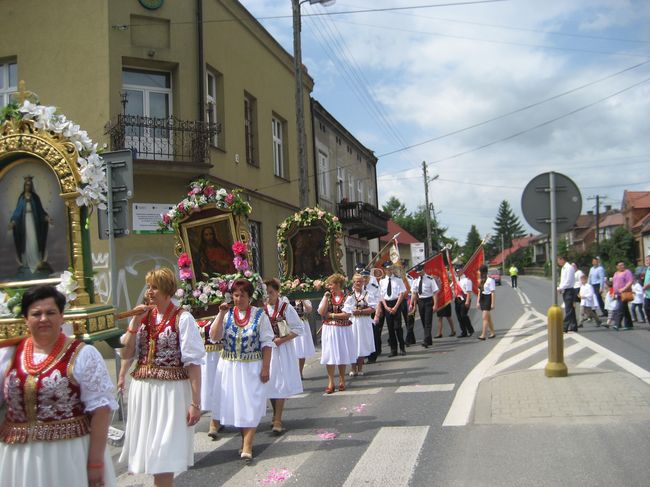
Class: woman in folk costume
263,279,304,433
290,298,316,379
0,285,117,487
197,317,223,440
209,278,274,462
318,273,355,394
346,273,377,377
118,268,205,487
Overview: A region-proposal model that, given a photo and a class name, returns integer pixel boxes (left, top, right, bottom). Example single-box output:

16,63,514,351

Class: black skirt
479,293,492,311
436,303,452,317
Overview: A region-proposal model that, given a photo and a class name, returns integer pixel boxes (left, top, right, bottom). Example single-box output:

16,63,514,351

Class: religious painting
288,225,335,279
181,214,237,282
0,158,69,283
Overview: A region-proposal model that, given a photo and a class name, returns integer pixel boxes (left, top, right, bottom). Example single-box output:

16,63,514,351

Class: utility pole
587,194,607,253
501,233,505,276
422,161,439,258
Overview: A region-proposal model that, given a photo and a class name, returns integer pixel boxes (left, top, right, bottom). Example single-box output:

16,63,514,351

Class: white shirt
380,274,406,301
579,283,597,308
459,275,473,296
558,262,575,291
269,297,304,336
574,269,584,289
482,277,496,295
363,275,381,304
343,289,378,314
412,274,439,299
632,282,644,304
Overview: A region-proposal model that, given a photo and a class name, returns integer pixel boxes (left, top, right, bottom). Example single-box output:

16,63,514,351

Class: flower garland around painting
277,207,342,262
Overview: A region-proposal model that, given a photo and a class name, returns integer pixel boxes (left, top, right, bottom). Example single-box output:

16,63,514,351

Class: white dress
292,300,316,359
344,290,377,359
266,298,304,399
119,311,205,475
319,294,356,366
216,307,275,428
198,320,222,414
0,343,118,487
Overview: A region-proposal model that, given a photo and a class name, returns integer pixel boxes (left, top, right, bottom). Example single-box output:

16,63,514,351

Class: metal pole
595,194,600,252
550,171,558,306
422,161,433,259
501,233,505,276
292,0,309,208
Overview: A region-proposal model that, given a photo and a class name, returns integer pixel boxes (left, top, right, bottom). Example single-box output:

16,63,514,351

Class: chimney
605,205,612,212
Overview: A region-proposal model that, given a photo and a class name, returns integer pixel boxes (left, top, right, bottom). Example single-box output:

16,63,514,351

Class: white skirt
0,434,116,487
267,341,303,399
119,378,194,474
350,315,376,358
293,318,316,359
217,359,268,428
320,324,356,365
201,351,221,414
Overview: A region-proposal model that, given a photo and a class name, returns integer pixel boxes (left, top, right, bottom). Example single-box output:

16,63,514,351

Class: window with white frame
248,220,263,273
356,179,363,201
348,176,354,201
337,167,345,201
318,150,330,199
0,61,18,108
367,185,374,205
272,115,286,178
206,70,219,147
244,93,258,166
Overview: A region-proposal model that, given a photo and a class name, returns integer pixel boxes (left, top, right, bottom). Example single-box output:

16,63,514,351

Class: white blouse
0,342,118,413
343,290,378,314
277,297,304,335
482,278,496,295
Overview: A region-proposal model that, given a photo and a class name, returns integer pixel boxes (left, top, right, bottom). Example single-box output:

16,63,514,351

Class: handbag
275,319,290,338
620,290,634,302
107,392,125,447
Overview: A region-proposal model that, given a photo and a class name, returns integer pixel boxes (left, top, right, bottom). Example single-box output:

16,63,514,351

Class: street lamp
292,0,336,208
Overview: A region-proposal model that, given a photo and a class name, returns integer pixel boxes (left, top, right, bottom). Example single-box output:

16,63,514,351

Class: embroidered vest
1,338,89,444
132,307,188,381
266,302,289,337
221,308,264,362
197,319,223,353
323,294,351,327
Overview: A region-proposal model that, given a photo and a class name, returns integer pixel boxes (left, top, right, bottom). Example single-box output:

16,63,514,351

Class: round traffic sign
521,172,582,234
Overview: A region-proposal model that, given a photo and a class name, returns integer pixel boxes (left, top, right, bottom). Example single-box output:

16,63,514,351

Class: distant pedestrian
604,279,616,328
612,261,634,330
557,255,577,333
631,278,646,323
454,267,474,337
378,262,407,356
578,273,602,326
643,255,650,327
508,264,518,288
588,257,607,316
476,264,496,340
573,263,584,325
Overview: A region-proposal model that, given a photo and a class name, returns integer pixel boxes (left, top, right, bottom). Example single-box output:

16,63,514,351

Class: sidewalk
474,367,650,425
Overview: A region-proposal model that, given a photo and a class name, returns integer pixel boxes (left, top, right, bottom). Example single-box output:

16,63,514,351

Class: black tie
387,277,392,298
418,277,423,294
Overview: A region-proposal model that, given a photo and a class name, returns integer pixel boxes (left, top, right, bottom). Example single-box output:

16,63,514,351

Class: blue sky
240,0,650,242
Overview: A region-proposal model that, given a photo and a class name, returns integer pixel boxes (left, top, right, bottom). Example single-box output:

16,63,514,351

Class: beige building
1,0,317,309
311,99,388,275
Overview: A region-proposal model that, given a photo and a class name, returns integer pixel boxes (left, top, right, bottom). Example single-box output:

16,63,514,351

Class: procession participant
611,260,634,330
318,273,355,393
578,273,602,326
346,273,377,376
0,286,117,487
403,268,416,346
378,262,407,356
359,265,382,364
454,267,475,337
290,298,315,379
434,289,457,338
477,264,496,340
118,267,205,486
643,255,650,328
588,256,607,316
409,263,438,348
209,278,273,462
197,317,223,440
573,263,585,326
263,279,303,435
355,262,380,304
557,255,577,333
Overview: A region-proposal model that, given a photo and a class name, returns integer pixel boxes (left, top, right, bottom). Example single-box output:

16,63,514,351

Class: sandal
338,383,346,392
240,451,253,464
488,334,496,339
325,385,335,394
477,336,486,340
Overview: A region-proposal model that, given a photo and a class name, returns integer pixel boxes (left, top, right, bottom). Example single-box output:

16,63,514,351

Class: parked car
488,268,502,286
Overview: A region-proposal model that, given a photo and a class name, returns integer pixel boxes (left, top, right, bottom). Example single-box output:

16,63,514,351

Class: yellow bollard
545,304,567,377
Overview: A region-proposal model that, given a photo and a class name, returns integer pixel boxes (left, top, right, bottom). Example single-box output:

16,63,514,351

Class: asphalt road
112,276,650,486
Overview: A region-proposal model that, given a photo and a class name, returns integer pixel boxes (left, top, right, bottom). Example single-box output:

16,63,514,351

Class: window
347,145,352,154
337,167,345,201
206,69,221,147
367,185,374,205
272,115,287,178
356,180,363,201
318,150,330,199
336,136,341,145
244,93,258,166
0,61,18,108
348,176,354,201
248,220,263,273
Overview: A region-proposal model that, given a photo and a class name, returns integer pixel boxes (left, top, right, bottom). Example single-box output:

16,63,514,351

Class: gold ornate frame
282,220,343,278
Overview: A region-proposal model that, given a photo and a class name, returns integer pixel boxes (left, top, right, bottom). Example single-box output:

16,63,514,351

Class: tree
462,225,482,264
488,200,526,257
382,196,407,220
598,227,636,275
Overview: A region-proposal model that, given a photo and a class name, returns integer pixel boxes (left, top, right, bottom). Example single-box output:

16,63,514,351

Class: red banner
461,246,484,296
424,253,452,308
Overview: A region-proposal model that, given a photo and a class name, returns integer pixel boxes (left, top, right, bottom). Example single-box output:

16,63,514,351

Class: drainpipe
197,0,205,122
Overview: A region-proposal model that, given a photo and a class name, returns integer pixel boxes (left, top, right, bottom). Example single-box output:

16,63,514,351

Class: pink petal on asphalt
257,468,294,484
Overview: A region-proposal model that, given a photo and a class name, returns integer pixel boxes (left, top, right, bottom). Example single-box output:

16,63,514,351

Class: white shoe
349,371,357,377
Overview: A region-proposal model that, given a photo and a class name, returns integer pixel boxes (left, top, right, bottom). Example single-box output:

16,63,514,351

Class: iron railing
337,201,389,239
105,114,219,163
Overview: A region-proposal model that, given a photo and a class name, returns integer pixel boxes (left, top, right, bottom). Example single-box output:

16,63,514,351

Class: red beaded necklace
148,302,177,340
24,333,66,376
331,291,345,307
234,306,252,327
265,300,281,323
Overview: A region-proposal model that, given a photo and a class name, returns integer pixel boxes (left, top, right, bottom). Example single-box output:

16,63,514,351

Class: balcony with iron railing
105,114,219,168
337,201,389,239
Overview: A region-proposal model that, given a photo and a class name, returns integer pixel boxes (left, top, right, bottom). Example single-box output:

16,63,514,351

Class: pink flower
231,241,247,255
175,288,185,298
225,193,235,204
190,186,201,195
244,270,253,278
218,281,228,293
313,279,322,290
162,213,171,225
193,289,202,298
177,253,192,268
203,186,215,197
233,256,249,271
179,268,193,281
178,202,186,213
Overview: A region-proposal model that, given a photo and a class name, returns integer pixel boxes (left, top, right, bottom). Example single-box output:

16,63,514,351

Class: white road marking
506,329,548,352
490,342,547,375
576,354,608,369
322,387,382,396
342,426,429,487
395,384,455,393
528,342,586,370
290,392,310,399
